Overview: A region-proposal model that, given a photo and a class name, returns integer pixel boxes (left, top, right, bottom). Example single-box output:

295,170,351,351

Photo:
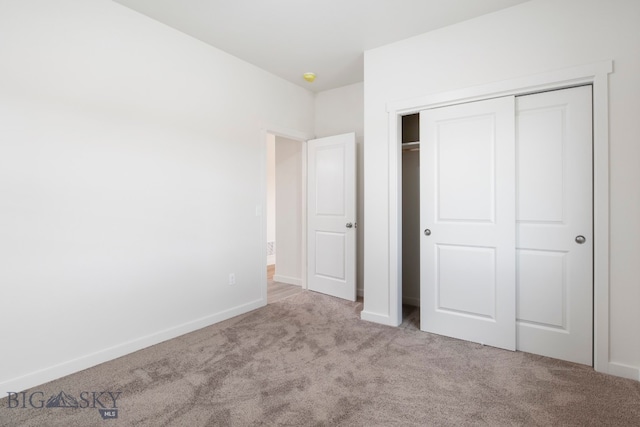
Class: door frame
385,60,622,377
260,125,314,305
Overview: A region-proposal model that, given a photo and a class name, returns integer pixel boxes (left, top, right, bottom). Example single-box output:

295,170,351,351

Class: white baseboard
0,299,265,393
273,275,301,286
607,361,640,381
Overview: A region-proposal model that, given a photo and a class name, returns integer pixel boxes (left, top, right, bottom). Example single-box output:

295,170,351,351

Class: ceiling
113,0,531,92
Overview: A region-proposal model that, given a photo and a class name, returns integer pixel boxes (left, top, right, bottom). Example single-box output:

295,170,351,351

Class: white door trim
385,60,623,377
260,125,314,305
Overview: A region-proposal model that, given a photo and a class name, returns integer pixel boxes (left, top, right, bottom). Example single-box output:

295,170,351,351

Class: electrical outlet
228,273,236,285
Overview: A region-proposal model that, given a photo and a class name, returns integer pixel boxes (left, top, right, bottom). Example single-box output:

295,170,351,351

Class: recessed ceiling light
303,72,316,83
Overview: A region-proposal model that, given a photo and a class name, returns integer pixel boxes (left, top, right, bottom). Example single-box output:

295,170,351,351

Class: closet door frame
386,60,616,376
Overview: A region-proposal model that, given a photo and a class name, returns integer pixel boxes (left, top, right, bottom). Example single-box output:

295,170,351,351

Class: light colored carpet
1,291,639,426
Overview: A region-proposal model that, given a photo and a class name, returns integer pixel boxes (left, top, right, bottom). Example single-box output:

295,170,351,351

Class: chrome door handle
575,235,586,244
424,229,431,236
346,222,353,229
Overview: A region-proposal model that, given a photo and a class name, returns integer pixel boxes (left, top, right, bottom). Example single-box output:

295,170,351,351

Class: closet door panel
420,96,516,351
515,86,593,365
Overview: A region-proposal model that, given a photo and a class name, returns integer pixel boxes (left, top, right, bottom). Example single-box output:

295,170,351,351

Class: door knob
346,222,353,229
424,229,431,236
575,235,586,244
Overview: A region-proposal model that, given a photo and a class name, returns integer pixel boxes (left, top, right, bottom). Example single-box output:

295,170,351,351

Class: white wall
363,0,640,379
315,82,364,295
266,134,276,265
0,0,314,392
274,136,303,285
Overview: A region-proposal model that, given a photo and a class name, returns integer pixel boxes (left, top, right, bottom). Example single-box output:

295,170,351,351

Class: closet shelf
402,141,420,151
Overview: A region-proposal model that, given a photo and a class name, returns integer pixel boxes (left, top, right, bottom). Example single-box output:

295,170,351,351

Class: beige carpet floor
1,291,639,426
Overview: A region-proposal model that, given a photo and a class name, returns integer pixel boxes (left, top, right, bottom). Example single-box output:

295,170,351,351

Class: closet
401,114,420,308
410,85,593,366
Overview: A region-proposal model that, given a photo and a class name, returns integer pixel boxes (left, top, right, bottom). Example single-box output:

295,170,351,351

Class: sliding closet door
515,86,593,365
420,97,516,351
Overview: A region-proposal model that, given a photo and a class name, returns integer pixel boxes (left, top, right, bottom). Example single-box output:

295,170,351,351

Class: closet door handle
424,229,431,236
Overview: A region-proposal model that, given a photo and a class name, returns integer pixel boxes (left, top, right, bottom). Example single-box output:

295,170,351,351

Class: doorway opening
400,113,421,328
265,132,305,304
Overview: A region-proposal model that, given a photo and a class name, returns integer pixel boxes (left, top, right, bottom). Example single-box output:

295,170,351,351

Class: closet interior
401,113,420,311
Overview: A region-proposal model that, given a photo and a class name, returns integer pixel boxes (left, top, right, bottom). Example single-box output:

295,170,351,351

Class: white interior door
307,133,356,301
420,97,516,350
515,86,593,365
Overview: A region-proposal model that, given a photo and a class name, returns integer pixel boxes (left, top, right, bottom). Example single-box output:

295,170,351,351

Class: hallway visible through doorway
267,264,302,304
